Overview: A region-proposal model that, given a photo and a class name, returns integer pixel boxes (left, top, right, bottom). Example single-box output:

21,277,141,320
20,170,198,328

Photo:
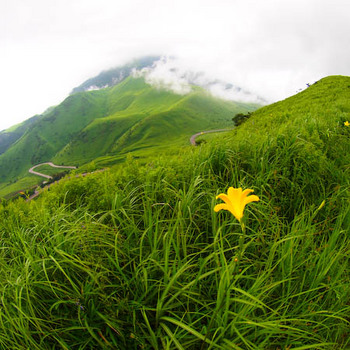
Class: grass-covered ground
0,76,349,349
0,175,41,199
0,165,76,200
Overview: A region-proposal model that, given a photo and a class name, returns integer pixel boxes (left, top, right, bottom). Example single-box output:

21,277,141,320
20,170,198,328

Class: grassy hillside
0,75,349,349
0,115,39,154
214,75,350,219
0,77,258,198
54,78,256,164
0,90,107,181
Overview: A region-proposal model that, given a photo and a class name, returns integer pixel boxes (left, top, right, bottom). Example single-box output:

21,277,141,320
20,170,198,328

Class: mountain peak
70,56,160,94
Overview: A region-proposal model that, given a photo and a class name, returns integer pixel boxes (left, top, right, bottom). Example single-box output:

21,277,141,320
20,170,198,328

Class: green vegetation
232,112,252,126
0,75,349,349
195,130,233,145
0,175,40,199
0,77,258,198
0,115,39,154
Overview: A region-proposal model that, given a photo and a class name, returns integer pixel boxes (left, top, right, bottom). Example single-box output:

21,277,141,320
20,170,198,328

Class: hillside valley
0,62,260,199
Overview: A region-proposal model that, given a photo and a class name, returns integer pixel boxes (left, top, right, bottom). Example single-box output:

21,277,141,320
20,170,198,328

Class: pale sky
1,0,349,131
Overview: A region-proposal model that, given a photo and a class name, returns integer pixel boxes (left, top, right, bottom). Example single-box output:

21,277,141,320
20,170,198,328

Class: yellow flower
344,121,350,127
214,187,259,222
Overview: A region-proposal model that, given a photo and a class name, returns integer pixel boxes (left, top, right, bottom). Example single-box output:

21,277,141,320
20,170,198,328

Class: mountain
0,69,260,198
70,56,160,94
71,56,266,104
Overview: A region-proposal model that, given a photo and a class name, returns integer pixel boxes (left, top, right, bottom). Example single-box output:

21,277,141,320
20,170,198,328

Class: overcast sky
1,0,349,131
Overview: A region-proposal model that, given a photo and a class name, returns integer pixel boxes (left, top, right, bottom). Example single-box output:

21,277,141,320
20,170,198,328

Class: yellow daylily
344,121,350,127
214,187,259,222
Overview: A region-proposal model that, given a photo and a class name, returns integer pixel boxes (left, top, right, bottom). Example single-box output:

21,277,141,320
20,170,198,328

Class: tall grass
1,132,349,349
0,76,349,348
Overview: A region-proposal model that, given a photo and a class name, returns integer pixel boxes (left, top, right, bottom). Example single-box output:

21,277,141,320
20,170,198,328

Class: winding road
26,130,229,181
24,130,230,201
28,131,229,179
190,129,233,146
29,162,77,179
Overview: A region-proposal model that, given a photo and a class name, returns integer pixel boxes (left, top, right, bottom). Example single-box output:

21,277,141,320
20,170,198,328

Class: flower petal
228,188,241,207
214,203,230,212
228,187,242,199
216,193,232,205
243,194,260,205
242,189,254,197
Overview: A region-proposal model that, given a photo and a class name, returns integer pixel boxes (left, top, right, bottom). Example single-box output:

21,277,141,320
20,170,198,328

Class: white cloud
132,57,192,95
1,0,349,130
132,56,265,103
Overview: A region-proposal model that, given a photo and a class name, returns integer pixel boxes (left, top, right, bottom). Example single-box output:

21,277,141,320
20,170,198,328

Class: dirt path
190,129,233,146
29,162,77,179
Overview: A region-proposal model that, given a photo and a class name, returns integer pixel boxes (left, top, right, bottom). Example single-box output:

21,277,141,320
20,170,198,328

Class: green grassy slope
54,78,258,164
0,77,258,197
0,90,108,183
52,78,186,164
0,75,349,349
236,75,350,140
205,75,350,220
227,76,350,176
0,115,39,154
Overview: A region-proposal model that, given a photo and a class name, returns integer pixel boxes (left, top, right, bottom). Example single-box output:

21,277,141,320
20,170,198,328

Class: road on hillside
190,129,233,146
26,168,105,202
29,162,77,179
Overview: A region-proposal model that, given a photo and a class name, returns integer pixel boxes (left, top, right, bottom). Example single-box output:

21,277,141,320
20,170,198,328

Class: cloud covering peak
133,57,192,95
133,56,266,104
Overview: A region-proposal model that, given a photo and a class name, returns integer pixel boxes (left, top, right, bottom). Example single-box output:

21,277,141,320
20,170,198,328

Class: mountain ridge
70,56,160,94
